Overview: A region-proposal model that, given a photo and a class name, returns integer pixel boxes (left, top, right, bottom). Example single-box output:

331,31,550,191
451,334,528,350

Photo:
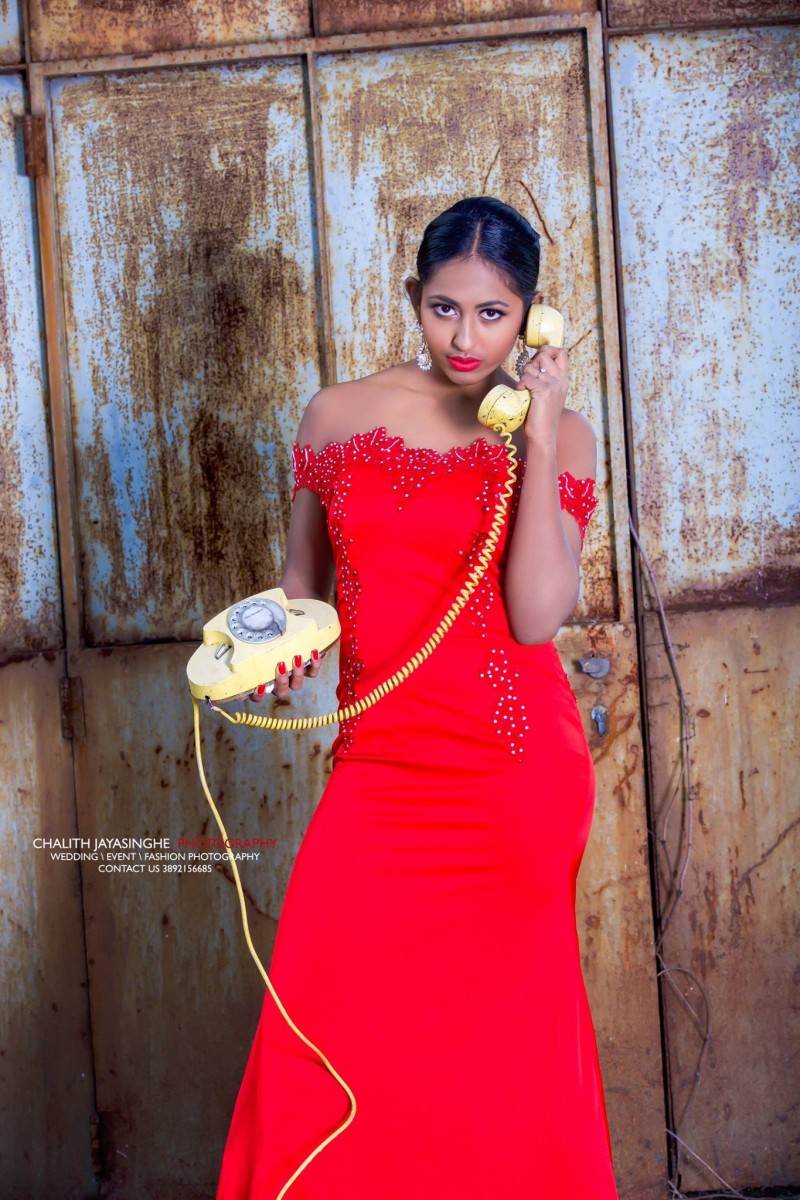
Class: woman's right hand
249,648,325,703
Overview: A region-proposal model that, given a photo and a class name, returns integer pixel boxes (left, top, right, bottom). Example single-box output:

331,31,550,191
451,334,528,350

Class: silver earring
415,321,432,372
515,339,530,378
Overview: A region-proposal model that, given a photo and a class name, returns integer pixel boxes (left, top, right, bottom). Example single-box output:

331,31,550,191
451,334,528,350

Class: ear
405,276,421,317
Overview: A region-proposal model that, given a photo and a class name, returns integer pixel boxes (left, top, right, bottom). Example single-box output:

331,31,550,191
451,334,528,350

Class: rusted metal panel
610,27,800,610
563,623,667,1197
0,76,62,657
644,606,800,1187
608,0,797,27
72,642,337,1195
0,654,95,1193
316,0,594,37
49,61,322,646
0,0,22,64
29,0,310,63
316,34,617,622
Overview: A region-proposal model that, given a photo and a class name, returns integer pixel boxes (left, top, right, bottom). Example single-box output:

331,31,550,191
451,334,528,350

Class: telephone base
187,588,340,704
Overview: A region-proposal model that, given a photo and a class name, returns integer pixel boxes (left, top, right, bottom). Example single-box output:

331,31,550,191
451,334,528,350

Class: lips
447,356,482,372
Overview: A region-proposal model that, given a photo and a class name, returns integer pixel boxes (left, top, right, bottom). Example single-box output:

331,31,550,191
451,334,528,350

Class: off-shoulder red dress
216,426,618,1200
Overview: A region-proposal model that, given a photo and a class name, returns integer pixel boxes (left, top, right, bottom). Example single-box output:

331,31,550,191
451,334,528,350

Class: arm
252,395,335,701
278,390,335,603
503,346,597,645
279,489,335,604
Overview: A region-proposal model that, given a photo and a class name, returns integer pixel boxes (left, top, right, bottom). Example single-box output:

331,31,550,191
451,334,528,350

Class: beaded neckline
293,424,517,466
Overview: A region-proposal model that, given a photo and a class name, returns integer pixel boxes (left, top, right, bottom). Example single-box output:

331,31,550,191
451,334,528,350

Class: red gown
216,425,618,1200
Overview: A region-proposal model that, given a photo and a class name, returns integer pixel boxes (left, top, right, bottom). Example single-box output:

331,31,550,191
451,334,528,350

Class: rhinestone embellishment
289,426,599,759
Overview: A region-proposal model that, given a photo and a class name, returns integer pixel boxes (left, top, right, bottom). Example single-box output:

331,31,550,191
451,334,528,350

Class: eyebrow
428,293,511,309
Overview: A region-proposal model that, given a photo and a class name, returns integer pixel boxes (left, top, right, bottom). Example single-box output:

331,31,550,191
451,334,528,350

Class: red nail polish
312,648,320,662
277,661,287,675
256,683,267,696
293,654,303,669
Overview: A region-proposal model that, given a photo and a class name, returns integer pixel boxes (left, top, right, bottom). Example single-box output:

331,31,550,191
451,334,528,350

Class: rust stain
0,93,62,656
29,0,309,60
0,0,21,66
54,65,321,644
736,813,800,890
0,233,25,639
608,0,795,25
316,0,594,36
517,180,554,245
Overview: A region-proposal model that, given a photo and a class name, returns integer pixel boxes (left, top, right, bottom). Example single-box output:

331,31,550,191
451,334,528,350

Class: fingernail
312,649,320,662
277,661,287,675
293,654,303,669
256,683,267,696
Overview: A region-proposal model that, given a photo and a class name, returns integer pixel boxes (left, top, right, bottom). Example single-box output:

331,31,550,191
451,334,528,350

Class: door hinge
21,114,48,177
90,1111,114,1182
60,675,86,740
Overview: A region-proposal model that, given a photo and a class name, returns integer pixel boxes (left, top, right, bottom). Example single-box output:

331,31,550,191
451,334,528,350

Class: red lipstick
447,356,482,372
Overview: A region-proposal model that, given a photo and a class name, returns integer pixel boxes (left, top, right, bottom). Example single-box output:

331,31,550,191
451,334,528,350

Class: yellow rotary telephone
187,303,563,1200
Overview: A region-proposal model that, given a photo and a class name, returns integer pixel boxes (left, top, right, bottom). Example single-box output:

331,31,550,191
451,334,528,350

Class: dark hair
416,196,541,315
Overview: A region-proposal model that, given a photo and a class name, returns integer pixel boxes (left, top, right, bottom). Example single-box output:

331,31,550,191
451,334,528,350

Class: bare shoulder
556,407,597,478
296,365,410,452
295,381,362,452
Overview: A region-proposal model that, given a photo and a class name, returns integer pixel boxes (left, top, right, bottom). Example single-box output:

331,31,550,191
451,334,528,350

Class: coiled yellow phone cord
192,425,517,1198
209,428,517,733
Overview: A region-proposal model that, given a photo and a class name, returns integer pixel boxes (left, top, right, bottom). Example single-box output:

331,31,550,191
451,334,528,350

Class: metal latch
590,705,608,736
579,656,610,680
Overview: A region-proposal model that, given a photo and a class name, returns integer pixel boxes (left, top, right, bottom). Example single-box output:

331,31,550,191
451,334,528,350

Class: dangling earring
415,321,432,372
515,338,530,379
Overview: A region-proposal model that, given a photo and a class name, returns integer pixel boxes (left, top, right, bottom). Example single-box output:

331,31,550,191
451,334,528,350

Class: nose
451,315,477,354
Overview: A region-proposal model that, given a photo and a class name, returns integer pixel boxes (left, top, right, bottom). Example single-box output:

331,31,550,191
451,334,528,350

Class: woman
216,197,618,1199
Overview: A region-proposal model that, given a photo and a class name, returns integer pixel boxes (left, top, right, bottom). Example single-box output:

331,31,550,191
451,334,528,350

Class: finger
535,345,567,370
529,352,564,381
273,660,290,699
250,681,268,703
520,360,551,388
289,653,306,690
307,648,322,678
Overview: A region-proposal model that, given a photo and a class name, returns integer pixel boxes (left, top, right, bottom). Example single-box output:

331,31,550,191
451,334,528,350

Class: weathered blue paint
611,27,800,608
49,61,322,645
0,0,22,65
0,75,62,654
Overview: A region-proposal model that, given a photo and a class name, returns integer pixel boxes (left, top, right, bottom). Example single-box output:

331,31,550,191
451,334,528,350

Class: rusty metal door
2,5,718,1197
609,18,800,1194
0,70,95,1195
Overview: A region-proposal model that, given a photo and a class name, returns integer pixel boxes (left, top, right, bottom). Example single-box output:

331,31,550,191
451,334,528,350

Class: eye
480,308,504,321
432,303,457,317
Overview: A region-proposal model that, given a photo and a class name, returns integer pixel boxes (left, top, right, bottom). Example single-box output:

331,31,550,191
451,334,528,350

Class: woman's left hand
517,344,569,447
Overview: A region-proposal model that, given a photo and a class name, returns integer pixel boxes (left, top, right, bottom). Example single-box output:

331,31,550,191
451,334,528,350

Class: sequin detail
292,426,598,542
557,470,599,542
291,426,509,509
288,426,599,759
479,651,531,760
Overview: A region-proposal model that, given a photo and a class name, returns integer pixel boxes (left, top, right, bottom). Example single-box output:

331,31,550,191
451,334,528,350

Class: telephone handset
477,302,565,434
186,302,564,1200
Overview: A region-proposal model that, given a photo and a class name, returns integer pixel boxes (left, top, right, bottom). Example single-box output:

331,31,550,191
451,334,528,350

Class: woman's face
414,254,526,386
